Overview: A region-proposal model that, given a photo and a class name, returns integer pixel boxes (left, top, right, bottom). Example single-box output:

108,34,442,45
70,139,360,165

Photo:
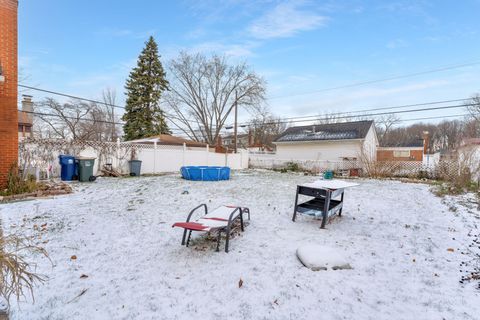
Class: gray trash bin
128,160,142,176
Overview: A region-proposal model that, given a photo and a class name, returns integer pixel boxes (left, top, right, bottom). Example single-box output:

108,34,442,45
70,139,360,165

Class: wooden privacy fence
18,138,248,179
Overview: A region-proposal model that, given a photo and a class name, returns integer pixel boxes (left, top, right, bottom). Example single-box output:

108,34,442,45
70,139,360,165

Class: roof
274,120,374,143
222,133,249,140
380,138,424,148
128,134,207,148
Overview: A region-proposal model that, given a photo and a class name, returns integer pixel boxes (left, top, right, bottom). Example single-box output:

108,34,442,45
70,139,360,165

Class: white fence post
206,145,210,165
116,138,120,170
153,141,157,174
183,143,186,166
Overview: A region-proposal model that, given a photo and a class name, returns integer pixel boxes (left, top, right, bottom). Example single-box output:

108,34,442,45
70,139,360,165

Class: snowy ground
0,170,479,320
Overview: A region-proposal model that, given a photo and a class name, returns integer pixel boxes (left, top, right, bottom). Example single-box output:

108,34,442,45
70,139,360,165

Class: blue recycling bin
59,155,76,181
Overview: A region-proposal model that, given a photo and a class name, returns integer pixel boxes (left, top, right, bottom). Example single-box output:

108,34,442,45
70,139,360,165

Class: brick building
18,95,34,140
377,138,425,162
0,0,18,187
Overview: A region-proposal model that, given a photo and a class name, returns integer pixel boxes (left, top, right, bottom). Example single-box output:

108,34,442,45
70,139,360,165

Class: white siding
274,140,363,161
362,125,378,162
272,124,378,163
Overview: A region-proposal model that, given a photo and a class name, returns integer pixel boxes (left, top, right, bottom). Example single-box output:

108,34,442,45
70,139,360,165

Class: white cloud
248,2,328,39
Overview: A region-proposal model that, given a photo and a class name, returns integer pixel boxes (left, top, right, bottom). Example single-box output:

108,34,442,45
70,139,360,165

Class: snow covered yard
0,170,478,320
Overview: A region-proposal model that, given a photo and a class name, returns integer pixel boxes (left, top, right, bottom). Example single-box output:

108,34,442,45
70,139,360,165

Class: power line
18,84,476,132
19,109,127,126
18,84,127,110
229,102,474,128
395,113,469,123
18,109,187,133
252,97,470,124
268,59,480,99
26,101,474,127
19,106,471,140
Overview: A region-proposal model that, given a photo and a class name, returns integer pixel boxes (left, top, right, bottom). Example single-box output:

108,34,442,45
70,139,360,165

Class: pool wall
181,166,230,181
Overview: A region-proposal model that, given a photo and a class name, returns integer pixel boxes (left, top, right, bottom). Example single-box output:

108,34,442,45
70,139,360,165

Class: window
393,150,410,158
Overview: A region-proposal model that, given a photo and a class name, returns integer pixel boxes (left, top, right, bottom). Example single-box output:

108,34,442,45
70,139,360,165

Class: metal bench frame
180,204,250,253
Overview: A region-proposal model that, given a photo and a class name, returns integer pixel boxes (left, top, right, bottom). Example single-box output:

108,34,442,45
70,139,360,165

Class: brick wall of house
377,149,423,162
0,0,18,187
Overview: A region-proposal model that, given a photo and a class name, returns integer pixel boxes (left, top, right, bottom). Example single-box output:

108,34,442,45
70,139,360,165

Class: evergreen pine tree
122,36,170,140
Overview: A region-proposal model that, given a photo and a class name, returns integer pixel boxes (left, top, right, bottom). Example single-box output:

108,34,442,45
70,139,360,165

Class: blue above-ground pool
181,166,230,181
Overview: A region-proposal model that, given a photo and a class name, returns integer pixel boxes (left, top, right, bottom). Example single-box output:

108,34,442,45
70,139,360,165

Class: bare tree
248,105,287,148
467,94,480,121
376,114,401,144
102,88,119,141
164,52,266,144
434,119,464,150
466,94,480,137
314,112,352,125
34,98,115,141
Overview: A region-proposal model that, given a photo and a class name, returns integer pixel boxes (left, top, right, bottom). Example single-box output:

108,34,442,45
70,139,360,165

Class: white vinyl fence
18,138,248,179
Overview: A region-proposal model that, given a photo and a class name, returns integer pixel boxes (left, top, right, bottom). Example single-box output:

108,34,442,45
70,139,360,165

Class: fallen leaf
71,255,77,260
447,248,454,252
238,278,243,288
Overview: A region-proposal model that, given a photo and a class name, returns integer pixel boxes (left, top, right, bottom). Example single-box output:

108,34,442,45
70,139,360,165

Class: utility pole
234,91,238,153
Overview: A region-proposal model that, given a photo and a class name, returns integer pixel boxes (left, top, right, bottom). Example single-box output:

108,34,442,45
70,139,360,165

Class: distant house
222,132,274,153
127,134,207,149
273,120,378,162
377,138,425,162
18,95,34,140
222,133,252,149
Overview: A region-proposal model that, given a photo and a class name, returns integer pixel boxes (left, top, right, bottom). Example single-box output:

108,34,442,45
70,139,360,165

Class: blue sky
18,0,480,125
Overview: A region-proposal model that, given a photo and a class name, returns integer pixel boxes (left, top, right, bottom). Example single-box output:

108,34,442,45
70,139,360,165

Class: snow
301,179,359,190
0,170,478,319
296,245,352,271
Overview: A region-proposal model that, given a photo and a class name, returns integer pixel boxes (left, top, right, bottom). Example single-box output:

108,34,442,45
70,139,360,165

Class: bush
0,164,38,196
0,232,48,304
285,162,300,172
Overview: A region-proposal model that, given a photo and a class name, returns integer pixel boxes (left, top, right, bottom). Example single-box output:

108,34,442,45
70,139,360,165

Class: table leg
320,190,331,229
339,191,344,216
292,186,299,222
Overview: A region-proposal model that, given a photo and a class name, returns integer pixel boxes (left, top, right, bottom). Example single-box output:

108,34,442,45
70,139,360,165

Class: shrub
0,164,39,196
433,151,480,195
285,162,300,172
0,232,48,304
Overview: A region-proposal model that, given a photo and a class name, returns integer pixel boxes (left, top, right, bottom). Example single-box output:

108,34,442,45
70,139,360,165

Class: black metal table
292,184,346,228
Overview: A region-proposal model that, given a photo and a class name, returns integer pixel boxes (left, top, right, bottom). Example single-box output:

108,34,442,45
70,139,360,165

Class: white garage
273,120,378,163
